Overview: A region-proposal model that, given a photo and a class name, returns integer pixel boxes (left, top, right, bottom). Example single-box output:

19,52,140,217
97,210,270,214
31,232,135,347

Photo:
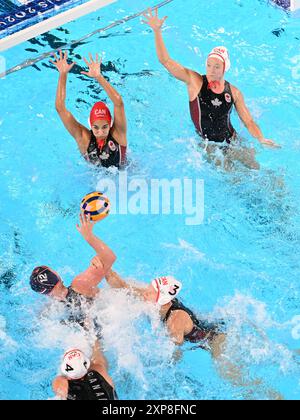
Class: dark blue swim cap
30,266,61,295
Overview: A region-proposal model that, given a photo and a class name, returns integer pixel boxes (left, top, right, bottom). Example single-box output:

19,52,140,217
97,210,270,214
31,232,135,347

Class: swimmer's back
67,370,118,401
164,299,224,345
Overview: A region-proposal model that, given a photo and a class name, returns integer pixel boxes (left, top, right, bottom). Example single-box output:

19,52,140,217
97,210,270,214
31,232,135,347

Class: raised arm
233,87,281,149
81,53,127,147
71,214,116,296
76,213,116,271
142,8,196,85
50,51,90,154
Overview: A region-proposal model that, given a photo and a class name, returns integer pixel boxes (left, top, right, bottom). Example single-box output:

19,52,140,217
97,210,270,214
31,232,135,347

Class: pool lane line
0,0,175,78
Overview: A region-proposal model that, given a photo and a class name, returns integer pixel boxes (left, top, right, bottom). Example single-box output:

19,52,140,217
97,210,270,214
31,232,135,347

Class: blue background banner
0,0,84,36
0,0,22,14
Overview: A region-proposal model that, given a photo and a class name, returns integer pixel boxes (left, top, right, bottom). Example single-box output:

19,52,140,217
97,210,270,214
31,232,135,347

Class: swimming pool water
0,0,300,400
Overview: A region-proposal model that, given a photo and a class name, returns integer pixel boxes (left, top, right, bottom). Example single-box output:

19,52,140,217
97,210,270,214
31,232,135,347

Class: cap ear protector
151,276,182,306
61,349,90,380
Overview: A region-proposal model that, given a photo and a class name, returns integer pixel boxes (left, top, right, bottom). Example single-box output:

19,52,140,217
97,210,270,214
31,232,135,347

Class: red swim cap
89,102,112,127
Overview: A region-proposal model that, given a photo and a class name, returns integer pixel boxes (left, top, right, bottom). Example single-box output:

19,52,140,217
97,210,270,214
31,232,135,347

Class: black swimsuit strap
164,305,174,323
164,299,192,323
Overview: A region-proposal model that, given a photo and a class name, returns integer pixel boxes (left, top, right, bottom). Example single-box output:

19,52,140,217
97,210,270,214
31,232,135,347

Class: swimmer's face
143,285,158,303
206,58,224,80
91,119,110,139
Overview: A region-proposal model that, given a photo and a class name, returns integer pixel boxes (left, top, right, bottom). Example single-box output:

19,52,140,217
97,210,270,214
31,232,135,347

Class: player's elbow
55,105,62,114
160,56,170,67
55,104,67,115
110,252,117,267
114,95,124,108
104,251,117,272
109,250,117,265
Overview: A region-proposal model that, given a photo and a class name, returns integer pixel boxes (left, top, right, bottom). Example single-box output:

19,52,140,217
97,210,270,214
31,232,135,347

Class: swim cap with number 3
152,276,182,306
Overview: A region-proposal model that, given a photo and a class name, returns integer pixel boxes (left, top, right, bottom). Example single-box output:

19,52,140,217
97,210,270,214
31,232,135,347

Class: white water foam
211,293,298,374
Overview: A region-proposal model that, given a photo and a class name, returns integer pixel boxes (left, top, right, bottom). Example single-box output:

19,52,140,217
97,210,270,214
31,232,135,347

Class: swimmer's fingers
141,12,168,28
271,141,282,149
81,212,90,226
78,212,96,231
79,212,84,226
76,214,84,232
94,53,102,68
142,8,152,19
82,212,89,225
91,256,103,269
155,6,158,17
261,139,281,149
59,50,63,60
51,52,59,63
84,212,95,226
87,213,97,226
89,52,95,63
83,57,91,68
147,7,153,17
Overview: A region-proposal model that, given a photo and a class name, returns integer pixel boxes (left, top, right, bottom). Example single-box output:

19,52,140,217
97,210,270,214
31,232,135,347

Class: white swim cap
151,276,182,306
207,46,231,72
61,349,90,380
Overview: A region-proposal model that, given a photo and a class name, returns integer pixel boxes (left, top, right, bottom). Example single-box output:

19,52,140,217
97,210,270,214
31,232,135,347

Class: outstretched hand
142,7,168,32
50,50,76,74
81,53,102,78
76,213,97,240
260,138,281,149
91,255,104,270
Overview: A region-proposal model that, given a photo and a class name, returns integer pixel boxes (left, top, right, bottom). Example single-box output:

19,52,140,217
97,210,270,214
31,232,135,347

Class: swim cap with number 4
152,276,182,306
61,349,90,380
81,192,110,222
